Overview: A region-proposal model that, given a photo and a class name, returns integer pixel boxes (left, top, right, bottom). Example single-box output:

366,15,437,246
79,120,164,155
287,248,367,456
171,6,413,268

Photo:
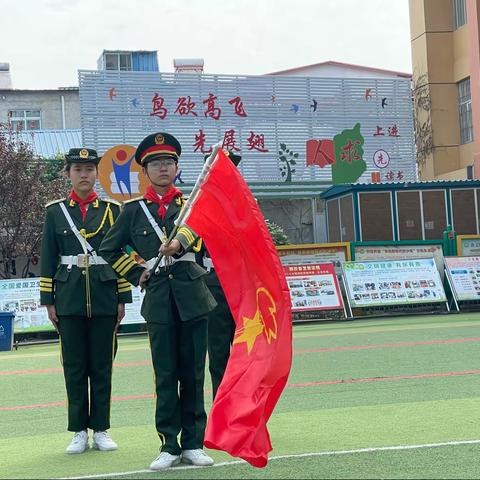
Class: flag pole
150,143,222,276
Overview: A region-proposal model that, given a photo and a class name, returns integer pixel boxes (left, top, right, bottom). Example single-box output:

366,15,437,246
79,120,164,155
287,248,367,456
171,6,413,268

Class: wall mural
80,71,416,185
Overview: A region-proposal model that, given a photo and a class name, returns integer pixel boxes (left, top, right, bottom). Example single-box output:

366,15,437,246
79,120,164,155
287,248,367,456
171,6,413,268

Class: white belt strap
145,252,196,270
59,202,94,254
60,255,108,267
139,201,164,243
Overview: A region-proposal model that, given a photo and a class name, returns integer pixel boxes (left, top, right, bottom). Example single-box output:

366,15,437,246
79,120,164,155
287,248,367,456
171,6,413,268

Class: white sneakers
182,449,215,466
65,430,118,454
65,431,89,454
92,431,118,451
149,449,214,470
150,452,181,470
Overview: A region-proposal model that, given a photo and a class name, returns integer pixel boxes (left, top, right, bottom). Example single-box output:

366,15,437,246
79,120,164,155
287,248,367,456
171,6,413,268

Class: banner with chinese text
342,259,446,307
80,70,415,187
353,243,444,279
277,243,349,275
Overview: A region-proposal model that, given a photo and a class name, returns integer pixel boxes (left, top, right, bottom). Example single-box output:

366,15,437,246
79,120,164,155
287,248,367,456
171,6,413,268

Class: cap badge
79,149,89,159
155,134,164,145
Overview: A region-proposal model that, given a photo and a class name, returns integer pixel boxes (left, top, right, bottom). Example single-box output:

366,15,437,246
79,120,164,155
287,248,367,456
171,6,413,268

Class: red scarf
144,185,182,219
69,190,98,221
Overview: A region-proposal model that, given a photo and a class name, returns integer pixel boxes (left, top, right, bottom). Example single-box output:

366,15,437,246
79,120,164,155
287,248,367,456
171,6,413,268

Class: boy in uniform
99,132,216,471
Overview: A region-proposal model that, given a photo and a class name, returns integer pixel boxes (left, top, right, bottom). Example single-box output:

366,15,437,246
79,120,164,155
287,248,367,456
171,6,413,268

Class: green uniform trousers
58,315,117,432
207,284,235,399
146,299,208,455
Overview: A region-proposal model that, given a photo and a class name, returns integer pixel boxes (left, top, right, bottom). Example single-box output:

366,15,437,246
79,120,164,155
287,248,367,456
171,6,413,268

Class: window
457,77,473,144
8,109,41,131
104,53,132,71
396,191,422,240
359,192,393,241
451,189,477,234
453,0,467,29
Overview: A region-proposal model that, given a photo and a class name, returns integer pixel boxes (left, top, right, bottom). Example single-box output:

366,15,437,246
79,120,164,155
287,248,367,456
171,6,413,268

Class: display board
0,278,146,333
456,235,480,256
444,256,480,302
353,243,445,279
284,263,343,312
342,258,447,308
278,243,350,275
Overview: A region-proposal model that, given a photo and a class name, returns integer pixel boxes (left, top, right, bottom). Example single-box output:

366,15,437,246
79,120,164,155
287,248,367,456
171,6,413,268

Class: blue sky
1,0,412,89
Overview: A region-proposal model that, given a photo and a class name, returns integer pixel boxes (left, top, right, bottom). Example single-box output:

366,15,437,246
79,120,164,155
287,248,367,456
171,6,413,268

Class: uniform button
82,270,86,276
63,230,67,234
168,274,173,279
143,230,147,235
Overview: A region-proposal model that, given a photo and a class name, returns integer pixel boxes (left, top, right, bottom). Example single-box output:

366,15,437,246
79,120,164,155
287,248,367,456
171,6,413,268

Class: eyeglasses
148,159,176,168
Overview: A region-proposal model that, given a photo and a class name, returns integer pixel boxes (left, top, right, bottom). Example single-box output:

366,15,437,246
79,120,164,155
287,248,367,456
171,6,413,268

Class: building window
457,77,473,144
8,110,41,131
104,53,132,71
453,0,467,29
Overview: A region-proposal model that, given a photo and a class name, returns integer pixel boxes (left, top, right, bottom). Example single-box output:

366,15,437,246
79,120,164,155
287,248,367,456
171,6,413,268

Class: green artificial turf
1,313,479,479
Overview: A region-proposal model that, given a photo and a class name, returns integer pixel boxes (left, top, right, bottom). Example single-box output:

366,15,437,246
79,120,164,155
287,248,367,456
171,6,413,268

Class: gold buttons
168,274,173,279
63,230,67,234
81,270,86,276
143,230,147,235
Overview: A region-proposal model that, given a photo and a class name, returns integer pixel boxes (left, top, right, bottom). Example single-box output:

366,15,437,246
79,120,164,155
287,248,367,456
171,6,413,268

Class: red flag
184,150,292,468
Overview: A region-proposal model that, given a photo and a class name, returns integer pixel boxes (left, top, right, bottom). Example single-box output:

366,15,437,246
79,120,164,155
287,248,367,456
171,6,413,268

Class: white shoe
92,431,118,451
149,452,181,471
65,431,89,454
182,449,214,466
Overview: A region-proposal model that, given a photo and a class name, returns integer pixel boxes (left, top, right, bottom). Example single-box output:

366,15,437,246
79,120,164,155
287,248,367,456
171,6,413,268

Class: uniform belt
60,254,108,267
202,257,214,270
145,252,196,270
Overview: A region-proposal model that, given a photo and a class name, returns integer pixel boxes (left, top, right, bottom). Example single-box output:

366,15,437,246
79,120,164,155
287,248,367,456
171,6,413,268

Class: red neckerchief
69,190,98,221
143,185,182,219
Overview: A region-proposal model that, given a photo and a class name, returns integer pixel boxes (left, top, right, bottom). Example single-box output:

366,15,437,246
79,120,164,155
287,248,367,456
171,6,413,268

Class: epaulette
101,198,121,207
45,198,65,208
123,196,144,204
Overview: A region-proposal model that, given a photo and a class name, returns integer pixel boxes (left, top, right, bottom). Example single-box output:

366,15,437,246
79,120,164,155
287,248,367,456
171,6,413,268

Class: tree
265,219,290,246
0,124,69,278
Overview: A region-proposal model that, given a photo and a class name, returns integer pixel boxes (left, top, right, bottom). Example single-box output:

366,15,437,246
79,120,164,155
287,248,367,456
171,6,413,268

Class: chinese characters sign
80,71,416,184
342,259,447,307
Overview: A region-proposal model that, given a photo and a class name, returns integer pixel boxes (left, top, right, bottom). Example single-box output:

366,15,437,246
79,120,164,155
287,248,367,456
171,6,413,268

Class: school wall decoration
79,71,415,189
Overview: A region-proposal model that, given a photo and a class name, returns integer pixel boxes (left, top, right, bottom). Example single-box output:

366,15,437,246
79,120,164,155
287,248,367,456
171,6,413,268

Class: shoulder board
101,198,121,207
123,196,144,204
45,198,65,208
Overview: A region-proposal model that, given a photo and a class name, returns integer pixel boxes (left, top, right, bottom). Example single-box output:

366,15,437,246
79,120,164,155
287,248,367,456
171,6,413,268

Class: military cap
65,148,101,165
204,150,242,167
135,132,182,167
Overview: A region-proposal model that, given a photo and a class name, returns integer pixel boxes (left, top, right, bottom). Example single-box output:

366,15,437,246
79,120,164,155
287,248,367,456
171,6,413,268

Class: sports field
1,313,480,479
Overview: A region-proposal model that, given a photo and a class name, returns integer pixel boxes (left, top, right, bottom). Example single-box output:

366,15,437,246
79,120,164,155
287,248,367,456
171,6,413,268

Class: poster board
456,235,480,256
342,258,447,308
278,243,350,275
284,263,343,312
353,243,444,279
444,256,480,302
0,278,146,333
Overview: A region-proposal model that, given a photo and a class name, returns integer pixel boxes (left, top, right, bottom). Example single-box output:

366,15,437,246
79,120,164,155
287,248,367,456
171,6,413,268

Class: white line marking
59,439,480,479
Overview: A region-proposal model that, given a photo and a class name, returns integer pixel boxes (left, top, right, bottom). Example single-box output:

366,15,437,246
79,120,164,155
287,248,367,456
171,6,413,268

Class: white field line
59,439,480,479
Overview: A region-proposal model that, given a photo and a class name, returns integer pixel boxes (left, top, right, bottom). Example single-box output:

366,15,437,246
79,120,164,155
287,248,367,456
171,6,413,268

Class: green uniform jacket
98,196,217,323
40,197,133,316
